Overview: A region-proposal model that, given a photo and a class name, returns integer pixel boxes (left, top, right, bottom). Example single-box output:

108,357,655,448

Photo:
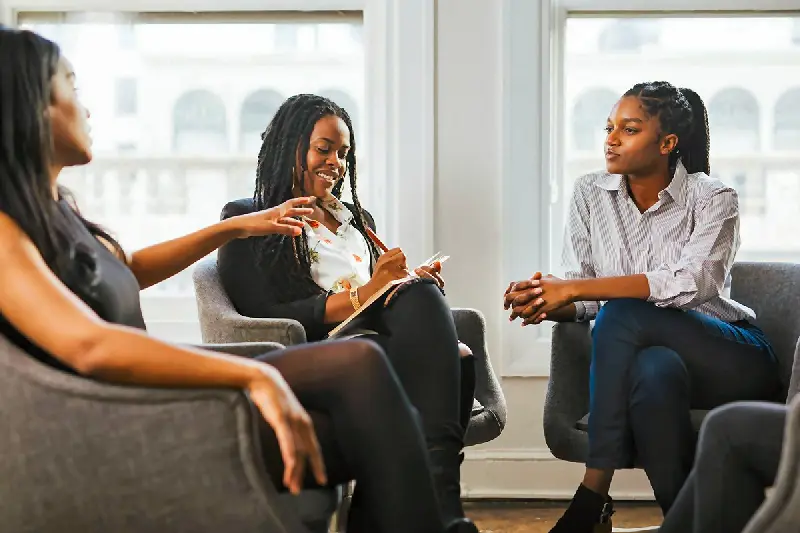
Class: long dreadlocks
252,93,378,302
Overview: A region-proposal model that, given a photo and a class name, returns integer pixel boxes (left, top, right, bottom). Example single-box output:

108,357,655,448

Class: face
604,96,677,176
48,56,92,168
295,114,351,199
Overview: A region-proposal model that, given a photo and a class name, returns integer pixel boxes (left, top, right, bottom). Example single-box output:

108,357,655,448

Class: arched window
239,89,284,153
317,89,360,139
774,88,800,151
707,88,760,152
172,89,227,153
571,88,618,151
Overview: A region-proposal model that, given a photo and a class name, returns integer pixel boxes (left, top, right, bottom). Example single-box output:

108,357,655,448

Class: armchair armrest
0,339,306,533
788,337,800,403
200,310,307,347
544,321,592,463
451,308,507,446
193,341,287,358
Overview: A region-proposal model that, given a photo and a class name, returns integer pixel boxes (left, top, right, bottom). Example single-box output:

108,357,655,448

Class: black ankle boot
429,448,479,532
549,484,609,533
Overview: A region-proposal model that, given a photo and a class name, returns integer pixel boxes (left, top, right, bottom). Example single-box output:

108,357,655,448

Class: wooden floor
464,501,663,533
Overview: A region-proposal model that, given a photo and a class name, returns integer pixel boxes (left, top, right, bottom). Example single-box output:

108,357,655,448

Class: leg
629,346,692,513
661,402,785,533
552,299,779,533
369,282,469,525
253,339,445,533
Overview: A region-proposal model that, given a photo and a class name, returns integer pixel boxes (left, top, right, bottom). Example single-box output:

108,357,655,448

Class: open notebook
327,252,449,339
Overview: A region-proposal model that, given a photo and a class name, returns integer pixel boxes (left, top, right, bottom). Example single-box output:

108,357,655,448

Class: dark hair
252,93,377,302
623,81,710,175
0,28,121,293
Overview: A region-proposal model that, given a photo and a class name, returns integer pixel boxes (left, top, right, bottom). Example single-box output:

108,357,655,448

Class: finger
531,271,543,280
270,414,298,494
511,297,544,320
287,196,316,207
523,312,547,326
278,217,306,228
270,223,303,237
304,423,327,486
510,288,542,307
429,269,445,288
283,206,315,217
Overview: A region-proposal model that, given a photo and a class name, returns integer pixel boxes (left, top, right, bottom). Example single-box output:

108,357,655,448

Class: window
774,88,800,151
21,11,366,341
115,77,138,116
239,89,284,153
317,88,360,137
560,15,800,272
708,87,760,152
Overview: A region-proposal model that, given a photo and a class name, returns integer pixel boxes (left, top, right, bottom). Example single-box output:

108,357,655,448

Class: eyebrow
67,71,76,81
607,117,644,124
314,136,350,148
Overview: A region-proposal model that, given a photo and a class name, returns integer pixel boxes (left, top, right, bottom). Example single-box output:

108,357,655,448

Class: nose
606,129,620,148
327,153,344,172
85,107,91,119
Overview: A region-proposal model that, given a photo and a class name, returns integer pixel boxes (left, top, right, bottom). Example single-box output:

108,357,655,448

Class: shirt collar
318,195,353,226
594,159,689,207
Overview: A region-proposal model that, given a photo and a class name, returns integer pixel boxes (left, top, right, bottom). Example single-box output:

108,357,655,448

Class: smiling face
295,114,351,199
48,56,93,168
604,95,677,176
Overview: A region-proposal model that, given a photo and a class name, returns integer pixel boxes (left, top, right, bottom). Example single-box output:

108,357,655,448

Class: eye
604,126,613,133
316,146,330,154
624,127,639,134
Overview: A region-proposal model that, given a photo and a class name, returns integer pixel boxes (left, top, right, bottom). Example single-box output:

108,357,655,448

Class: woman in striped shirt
504,81,782,532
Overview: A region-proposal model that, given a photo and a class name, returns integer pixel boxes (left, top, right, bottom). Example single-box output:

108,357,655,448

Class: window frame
500,0,800,377
2,0,435,342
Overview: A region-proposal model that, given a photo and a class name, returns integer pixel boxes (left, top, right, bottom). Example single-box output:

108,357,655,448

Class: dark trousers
660,401,785,533
587,299,780,512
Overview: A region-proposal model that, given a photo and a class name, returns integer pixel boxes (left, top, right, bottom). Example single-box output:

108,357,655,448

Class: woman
217,94,476,528
660,401,787,533
503,81,781,532
0,28,474,533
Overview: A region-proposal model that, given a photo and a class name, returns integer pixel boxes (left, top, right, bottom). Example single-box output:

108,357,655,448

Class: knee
630,347,688,401
341,339,391,376
699,402,757,446
458,342,473,359
594,298,649,328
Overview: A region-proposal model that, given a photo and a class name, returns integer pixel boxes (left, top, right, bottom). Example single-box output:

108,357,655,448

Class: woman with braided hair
504,81,782,532
218,94,478,532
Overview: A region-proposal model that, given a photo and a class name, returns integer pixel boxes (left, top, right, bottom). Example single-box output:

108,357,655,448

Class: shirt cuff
574,300,600,322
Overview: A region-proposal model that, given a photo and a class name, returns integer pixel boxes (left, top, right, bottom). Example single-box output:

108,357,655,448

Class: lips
315,171,339,185
605,150,619,160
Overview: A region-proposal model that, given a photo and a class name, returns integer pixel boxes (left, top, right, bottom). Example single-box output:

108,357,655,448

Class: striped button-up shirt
562,160,755,323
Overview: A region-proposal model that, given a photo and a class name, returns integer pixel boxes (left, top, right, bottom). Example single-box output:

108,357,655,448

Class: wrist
219,217,247,240
566,279,583,302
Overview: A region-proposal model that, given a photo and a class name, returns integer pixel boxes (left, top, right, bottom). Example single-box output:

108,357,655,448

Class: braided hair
623,81,710,175
252,93,378,302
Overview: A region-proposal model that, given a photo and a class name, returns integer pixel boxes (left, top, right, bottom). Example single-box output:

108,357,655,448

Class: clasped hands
503,272,576,326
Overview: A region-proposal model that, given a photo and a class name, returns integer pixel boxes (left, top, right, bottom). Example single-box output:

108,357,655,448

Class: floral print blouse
305,196,373,294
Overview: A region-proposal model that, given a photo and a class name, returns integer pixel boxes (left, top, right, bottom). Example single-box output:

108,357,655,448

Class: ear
660,133,679,156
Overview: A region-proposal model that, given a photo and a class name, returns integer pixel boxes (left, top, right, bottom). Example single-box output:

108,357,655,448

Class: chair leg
328,481,356,533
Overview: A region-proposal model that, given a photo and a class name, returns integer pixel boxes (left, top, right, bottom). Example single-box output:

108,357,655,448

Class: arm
560,180,601,321
128,198,312,290
0,212,323,493
642,187,740,309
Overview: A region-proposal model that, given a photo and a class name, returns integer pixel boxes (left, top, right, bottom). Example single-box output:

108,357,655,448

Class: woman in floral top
219,94,478,533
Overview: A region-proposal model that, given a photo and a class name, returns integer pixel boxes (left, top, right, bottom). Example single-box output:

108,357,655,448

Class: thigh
604,301,780,407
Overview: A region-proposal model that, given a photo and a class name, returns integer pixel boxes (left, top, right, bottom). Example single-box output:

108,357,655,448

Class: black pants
361,281,466,452
660,401,785,533
254,338,446,533
587,299,780,512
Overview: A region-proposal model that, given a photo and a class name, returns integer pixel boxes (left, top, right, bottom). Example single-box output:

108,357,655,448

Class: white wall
434,0,654,499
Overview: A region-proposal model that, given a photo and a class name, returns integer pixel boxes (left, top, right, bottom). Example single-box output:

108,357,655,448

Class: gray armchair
0,334,317,533
192,257,507,447
544,262,800,464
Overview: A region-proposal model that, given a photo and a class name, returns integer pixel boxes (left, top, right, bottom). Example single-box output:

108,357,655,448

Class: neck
49,163,63,200
625,162,671,212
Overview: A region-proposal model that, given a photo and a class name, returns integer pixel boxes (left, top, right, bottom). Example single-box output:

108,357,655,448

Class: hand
505,273,576,325
247,366,327,495
415,260,444,289
233,196,316,238
369,248,409,288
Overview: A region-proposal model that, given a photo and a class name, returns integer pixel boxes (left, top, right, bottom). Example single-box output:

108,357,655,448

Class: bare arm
128,220,241,290
570,274,651,303
0,212,324,493
128,197,314,290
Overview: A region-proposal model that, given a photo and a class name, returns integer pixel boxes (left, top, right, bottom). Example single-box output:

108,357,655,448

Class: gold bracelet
349,287,362,311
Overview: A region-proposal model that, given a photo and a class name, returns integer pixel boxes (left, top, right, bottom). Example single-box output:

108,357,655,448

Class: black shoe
429,447,468,525
549,484,609,533
445,517,480,533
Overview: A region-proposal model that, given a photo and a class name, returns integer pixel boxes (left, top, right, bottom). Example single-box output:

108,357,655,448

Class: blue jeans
586,299,780,513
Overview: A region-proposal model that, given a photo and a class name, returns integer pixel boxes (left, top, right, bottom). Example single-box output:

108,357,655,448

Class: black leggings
254,338,445,533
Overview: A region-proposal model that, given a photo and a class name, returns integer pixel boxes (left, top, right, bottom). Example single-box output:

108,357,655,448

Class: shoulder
343,201,376,230
221,198,256,220
684,172,737,207
0,211,30,256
